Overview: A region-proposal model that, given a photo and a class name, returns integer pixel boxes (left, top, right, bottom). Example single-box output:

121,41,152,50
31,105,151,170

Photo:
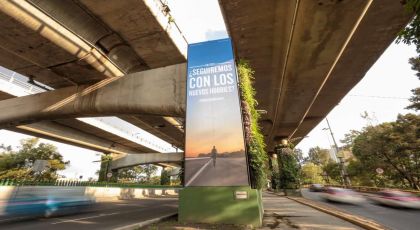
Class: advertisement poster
184,38,249,186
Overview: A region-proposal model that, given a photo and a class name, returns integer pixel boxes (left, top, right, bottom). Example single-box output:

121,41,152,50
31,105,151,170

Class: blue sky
188,38,233,67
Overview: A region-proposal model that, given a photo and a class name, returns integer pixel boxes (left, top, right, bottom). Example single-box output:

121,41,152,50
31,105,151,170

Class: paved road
302,189,420,230
185,157,248,186
0,198,177,230
185,157,211,182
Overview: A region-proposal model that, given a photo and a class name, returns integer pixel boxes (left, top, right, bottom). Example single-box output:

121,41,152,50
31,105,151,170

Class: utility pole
325,117,351,187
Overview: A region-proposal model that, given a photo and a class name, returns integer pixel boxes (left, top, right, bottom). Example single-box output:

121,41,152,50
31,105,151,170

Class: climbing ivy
275,143,300,189
237,60,268,189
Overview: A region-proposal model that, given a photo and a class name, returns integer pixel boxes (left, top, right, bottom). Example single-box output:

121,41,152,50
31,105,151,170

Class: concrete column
0,63,186,128
110,152,183,170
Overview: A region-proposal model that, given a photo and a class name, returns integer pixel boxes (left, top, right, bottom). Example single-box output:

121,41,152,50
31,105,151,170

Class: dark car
309,184,324,192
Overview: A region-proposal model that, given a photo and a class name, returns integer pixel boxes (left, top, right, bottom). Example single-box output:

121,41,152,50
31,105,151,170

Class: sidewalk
261,193,362,230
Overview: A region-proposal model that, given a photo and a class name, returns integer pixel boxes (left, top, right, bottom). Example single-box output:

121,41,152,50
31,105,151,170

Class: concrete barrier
0,186,179,203
85,187,179,201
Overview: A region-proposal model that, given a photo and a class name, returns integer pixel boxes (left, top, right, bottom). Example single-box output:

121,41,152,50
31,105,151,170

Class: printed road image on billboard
185,38,249,186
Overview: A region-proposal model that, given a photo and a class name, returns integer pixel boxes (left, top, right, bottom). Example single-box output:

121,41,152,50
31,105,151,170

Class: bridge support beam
0,63,186,128
9,121,148,155
110,152,183,170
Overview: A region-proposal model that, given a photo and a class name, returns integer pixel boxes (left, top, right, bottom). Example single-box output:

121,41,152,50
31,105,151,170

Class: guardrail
303,184,420,195
0,179,182,188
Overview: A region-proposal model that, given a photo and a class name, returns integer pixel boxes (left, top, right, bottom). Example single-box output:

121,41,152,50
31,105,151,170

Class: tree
397,0,420,52
300,163,323,184
346,159,385,187
160,168,171,185
0,138,68,180
118,166,144,182
352,114,420,189
340,130,361,150
397,0,420,111
407,87,420,111
294,148,305,165
143,164,158,182
307,147,331,166
322,162,342,184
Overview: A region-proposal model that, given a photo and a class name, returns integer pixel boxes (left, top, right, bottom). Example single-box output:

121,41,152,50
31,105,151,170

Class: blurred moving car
321,187,365,204
309,184,324,192
1,192,96,220
370,190,420,209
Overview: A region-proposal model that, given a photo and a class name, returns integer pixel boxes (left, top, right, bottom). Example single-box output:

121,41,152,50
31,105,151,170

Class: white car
321,187,365,204
370,190,420,209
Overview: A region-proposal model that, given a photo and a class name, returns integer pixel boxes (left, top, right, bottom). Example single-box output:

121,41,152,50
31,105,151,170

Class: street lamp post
323,117,351,187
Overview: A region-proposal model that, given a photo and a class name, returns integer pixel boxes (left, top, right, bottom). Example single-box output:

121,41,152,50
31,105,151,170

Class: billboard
184,38,249,186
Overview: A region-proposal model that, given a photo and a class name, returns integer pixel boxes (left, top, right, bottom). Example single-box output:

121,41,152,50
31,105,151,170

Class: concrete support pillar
110,153,183,170
0,64,186,128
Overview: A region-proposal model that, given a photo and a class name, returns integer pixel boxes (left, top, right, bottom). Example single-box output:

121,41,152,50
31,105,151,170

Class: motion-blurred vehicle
370,190,420,209
321,187,364,204
309,184,324,192
1,194,95,219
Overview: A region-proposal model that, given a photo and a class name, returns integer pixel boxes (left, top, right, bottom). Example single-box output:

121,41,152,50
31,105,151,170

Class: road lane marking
113,212,177,230
186,157,211,160
185,158,213,186
51,212,119,224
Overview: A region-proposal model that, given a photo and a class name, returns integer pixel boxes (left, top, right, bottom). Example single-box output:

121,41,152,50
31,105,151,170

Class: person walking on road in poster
211,145,218,167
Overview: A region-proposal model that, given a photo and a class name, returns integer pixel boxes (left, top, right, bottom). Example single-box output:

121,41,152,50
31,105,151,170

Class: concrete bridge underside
0,0,187,154
219,0,412,151
0,0,413,158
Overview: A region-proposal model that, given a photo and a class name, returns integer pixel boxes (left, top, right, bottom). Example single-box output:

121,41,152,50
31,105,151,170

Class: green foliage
238,60,268,189
143,164,158,181
160,169,171,185
352,114,420,189
322,162,342,184
300,163,323,184
307,147,331,167
98,154,113,182
118,165,144,182
294,148,305,165
115,164,159,184
0,138,68,180
407,87,420,111
275,145,300,189
340,130,361,150
346,159,386,187
397,0,420,51
396,1,420,111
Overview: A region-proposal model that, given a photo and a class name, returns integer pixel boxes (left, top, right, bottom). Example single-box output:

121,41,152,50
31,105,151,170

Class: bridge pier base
178,186,263,227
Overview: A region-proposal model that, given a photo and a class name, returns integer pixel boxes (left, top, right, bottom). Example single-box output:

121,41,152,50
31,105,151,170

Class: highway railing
0,179,182,188
303,183,420,195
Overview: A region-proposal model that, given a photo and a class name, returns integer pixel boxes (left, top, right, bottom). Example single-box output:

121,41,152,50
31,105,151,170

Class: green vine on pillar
238,60,268,189
275,142,300,189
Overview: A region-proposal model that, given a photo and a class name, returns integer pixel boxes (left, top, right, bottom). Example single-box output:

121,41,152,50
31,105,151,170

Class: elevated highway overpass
219,0,412,151
0,0,413,160
0,0,187,166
